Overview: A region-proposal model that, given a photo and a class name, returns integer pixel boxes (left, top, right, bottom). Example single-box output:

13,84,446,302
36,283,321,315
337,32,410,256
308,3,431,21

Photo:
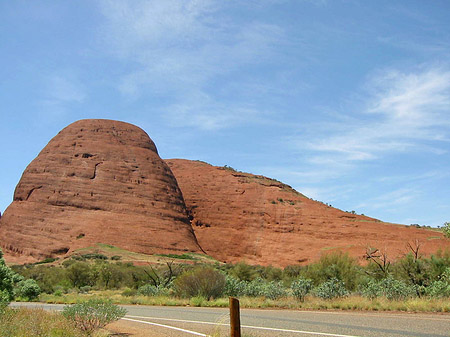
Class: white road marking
122,317,209,336
125,315,363,337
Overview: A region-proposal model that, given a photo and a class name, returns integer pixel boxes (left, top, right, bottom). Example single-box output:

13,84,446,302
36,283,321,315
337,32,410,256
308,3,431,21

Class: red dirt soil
167,159,450,267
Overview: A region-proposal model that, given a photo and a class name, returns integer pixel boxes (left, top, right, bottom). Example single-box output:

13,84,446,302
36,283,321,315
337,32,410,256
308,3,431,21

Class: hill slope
167,159,449,267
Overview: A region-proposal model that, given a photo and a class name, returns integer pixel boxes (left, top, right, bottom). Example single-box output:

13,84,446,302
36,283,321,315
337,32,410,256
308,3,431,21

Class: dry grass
39,291,450,313
0,307,109,337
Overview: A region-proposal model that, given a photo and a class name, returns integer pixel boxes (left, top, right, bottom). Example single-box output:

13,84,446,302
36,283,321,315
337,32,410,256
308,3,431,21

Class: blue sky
1,0,449,226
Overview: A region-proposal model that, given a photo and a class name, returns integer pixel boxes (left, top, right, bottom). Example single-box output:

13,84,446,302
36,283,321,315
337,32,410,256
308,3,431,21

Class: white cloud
97,0,286,130
292,67,450,168
355,188,418,210
46,75,85,103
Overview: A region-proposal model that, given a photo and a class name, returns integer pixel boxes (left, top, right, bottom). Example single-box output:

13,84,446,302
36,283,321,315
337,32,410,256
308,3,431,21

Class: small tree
314,278,348,299
443,222,450,238
0,249,17,303
291,277,313,302
174,267,225,299
15,279,41,301
62,299,127,336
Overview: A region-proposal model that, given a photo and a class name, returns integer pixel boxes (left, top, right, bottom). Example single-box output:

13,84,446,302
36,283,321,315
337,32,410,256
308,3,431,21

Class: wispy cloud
291,67,450,168
38,74,86,114
97,0,287,130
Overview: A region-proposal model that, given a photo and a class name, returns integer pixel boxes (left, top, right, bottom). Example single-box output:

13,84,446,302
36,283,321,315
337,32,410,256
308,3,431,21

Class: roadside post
229,297,241,337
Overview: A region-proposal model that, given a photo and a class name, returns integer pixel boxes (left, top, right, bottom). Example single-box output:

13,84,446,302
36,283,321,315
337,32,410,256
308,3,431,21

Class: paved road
11,302,450,337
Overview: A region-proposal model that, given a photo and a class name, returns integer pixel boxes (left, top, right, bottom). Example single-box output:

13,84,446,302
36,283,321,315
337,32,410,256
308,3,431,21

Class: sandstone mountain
1,119,449,266
167,159,450,266
0,119,202,263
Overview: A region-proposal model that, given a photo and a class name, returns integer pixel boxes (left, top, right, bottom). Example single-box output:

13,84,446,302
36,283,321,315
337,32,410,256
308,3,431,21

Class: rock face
167,159,450,267
2,119,448,266
0,120,202,263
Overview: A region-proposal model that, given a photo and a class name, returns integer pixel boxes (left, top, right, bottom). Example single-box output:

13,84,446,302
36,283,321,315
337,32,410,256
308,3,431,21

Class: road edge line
122,317,209,336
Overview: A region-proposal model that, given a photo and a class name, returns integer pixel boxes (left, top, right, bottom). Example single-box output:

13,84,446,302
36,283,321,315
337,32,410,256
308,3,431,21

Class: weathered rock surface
167,159,450,267
0,120,202,263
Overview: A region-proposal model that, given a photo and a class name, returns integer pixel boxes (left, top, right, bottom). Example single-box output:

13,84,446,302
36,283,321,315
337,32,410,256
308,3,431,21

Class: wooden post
229,297,241,337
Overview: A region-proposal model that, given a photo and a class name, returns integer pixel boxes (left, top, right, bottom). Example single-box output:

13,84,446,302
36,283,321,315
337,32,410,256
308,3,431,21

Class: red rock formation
167,159,450,267
0,120,202,263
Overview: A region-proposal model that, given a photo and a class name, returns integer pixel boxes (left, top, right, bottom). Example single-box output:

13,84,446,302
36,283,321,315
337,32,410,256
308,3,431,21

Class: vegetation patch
7,246,450,313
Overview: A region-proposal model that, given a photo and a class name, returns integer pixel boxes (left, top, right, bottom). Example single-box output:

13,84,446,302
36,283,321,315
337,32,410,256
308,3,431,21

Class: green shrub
291,277,313,301
224,276,246,297
425,268,450,298
359,277,415,300
66,262,96,288
15,279,41,301
379,277,415,300
263,281,287,300
243,277,265,297
0,290,9,313
62,299,126,336
174,267,225,299
241,278,286,299
80,253,108,260
230,262,258,282
0,249,16,302
314,278,349,299
303,252,362,290
425,280,450,298
359,279,381,299
79,286,91,294
137,284,170,297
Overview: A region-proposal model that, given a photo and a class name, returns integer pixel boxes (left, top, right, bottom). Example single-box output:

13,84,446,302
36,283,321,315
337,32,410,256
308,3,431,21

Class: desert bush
15,279,41,301
174,267,225,299
62,299,126,336
137,284,170,297
283,265,303,280
257,265,283,282
359,279,381,299
66,262,96,289
242,278,286,299
302,252,362,290
137,284,157,296
314,278,349,299
379,277,415,300
425,280,450,298
425,267,450,298
243,277,265,297
230,262,258,282
291,277,313,301
394,253,430,296
359,277,415,300
263,281,287,299
224,275,246,297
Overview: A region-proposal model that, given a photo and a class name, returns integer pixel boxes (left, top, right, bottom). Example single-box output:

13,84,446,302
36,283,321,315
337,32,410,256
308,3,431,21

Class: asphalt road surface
12,302,450,337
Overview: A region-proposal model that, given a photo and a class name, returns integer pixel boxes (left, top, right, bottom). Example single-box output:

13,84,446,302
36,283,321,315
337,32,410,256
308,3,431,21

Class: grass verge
0,307,108,337
39,291,450,313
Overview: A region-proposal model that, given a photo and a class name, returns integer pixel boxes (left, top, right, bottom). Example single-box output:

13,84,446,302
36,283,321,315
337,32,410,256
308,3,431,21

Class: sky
1,0,449,227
